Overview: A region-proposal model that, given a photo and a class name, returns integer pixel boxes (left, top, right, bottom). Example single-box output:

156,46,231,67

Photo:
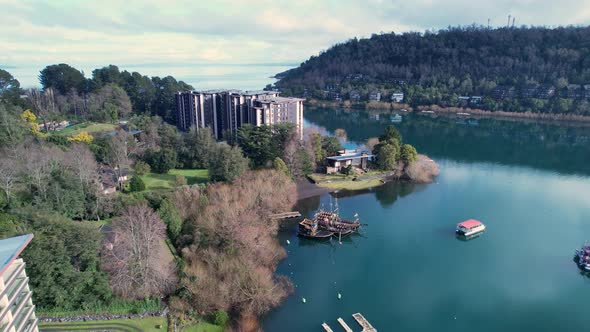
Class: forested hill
275,26,590,115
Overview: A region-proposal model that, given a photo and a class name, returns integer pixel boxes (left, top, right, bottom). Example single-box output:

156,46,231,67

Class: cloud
1,0,589,86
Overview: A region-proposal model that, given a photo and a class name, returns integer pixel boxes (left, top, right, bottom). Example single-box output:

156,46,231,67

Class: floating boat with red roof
456,219,486,237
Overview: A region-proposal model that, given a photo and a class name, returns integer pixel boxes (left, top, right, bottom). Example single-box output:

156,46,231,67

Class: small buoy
302,297,306,303
454,317,457,320
337,293,342,299
286,240,291,245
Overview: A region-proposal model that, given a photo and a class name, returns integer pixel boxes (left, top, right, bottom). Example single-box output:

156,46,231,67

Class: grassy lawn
53,122,118,136
308,173,347,183
39,317,167,331
142,169,209,191
182,322,223,332
316,178,385,190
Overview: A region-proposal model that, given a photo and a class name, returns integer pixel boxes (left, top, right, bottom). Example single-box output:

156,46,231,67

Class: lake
263,108,590,331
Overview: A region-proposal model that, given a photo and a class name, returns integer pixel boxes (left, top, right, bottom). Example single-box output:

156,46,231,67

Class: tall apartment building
176,90,303,139
252,97,305,139
0,234,38,332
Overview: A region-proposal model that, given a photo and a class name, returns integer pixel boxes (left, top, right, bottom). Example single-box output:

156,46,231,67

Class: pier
270,211,301,219
337,317,353,332
353,313,377,332
321,313,376,332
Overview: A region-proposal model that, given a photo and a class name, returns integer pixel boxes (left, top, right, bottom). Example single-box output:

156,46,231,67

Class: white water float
338,293,342,299
302,297,306,303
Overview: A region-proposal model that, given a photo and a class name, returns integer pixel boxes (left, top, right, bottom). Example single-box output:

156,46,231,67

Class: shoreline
304,99,590,125
296,155,439,198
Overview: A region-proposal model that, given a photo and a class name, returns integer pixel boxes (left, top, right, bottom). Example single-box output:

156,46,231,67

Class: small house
368,91,381,101
326,149,374,174
349,91,361,101
390,92,404,103
536,84,555,99
493,86,516,99
567,84,583,99
469,96,483,105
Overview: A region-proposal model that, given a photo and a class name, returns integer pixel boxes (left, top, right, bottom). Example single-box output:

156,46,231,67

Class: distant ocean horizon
1,62,297,91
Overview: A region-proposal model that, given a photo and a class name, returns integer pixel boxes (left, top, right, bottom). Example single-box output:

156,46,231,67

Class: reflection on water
305,107,590,176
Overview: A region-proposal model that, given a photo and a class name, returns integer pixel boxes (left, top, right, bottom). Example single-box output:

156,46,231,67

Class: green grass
39,317,167,332
53,122,117,136
141,169,209,191
316,178,385,190
182,322,223,332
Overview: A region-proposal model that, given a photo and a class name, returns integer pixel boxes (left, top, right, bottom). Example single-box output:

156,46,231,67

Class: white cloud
1,0,589,86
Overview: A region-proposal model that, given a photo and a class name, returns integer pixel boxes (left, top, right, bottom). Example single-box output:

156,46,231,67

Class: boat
390,114,402,123
421,110,435,114
456,219,486,236
298,218,334,239
457,112,471,116
314,210,361,234
575,245,590,271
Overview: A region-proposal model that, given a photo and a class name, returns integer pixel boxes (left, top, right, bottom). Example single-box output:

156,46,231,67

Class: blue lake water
263,108,590,331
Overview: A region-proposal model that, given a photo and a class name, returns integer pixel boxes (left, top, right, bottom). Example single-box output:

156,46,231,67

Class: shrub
214,310,230,327
129,175,146,192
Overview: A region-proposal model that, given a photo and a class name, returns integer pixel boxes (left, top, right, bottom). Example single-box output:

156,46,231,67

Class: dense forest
275,26,590,115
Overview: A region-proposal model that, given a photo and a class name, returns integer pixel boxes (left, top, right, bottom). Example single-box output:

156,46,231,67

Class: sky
1,0,590,87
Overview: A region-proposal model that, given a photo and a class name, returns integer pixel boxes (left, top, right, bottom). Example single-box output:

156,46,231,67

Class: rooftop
327,151,374,161
0,234,33,277
257,96,305,103
457,219,482,229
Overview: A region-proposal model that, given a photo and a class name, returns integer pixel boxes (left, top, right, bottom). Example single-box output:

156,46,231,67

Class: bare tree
106,130,130,189
0,153,20,206
64,144,99,188
21,144,60,202
27,88,56,133
101,204,177,299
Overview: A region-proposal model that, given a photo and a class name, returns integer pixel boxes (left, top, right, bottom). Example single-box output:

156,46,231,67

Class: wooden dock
353,313,377,332
321,322,334,332
270,211,301,219
337,317,353,332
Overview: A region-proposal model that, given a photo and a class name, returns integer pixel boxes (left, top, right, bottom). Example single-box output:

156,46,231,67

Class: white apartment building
0,234,38,332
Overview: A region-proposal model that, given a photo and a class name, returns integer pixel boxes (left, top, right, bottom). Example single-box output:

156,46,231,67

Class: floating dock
353,313,377,332
337,317,353,332
321,313,376,332
270,211,301,219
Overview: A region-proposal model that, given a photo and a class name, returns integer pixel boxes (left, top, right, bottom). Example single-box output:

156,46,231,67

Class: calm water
263,108,590,331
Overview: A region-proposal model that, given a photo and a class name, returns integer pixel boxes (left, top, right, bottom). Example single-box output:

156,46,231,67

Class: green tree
321,136,343,157
380,125,402,144
179,127,216,168
39,63,87,95
214,310,230,327
376,143,399,170
129,175,146,192
0,69,22,105
15,211,113,311
209,144,249,182
158,198,183,241
400,144,418,164
148,148,178,174
273,157,290,177
133,160,151,176
175,174,187,186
